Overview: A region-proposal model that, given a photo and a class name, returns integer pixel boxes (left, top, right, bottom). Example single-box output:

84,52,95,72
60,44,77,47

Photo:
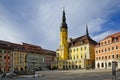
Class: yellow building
10,43,27,71
52,10,97,70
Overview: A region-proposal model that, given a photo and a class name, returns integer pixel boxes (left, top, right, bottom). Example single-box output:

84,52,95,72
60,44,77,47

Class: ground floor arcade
95,59,120,69
51,59,95,70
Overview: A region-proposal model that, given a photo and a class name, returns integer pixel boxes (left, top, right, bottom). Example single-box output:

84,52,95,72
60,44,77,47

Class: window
74,56,75,60
69,62,70,64
105,56,107,59
116,46,118,50
84,47,86,50
77,56,78,59
101,42,103,45
74,49,75,52
96,51,97,53
108,48,110,51
101,63,104,67
99,50,100,53
112,47,114,50
102,56,104,59
81,55,83,59
114,38,118,42
81,47,82,51
105,48,107,52
112,55,114,58
0,50,2,53
97,63,100,68
75,61,77,63
80,41,83,44
108,40,110,43
108,55,110,59
85,55,86,59
77,48,78,51
105,41,106,44
99,57,101,60
79,61,81,63
102,49,103,53
108,62,111,67
96,57,98,60
116,54,119,58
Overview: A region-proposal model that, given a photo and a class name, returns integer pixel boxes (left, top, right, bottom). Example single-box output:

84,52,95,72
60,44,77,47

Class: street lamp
32,62,35,78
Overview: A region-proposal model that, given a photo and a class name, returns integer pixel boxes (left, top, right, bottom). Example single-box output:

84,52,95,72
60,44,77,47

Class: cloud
92,30,115,42
0,0,120,50
0,4,26,44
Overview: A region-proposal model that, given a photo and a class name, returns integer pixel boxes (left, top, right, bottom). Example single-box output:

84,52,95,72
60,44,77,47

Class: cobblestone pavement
0,69,120,80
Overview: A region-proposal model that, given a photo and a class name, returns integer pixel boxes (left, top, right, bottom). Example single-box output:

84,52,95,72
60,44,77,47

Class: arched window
116,54,119,58
97,63,100,68
101,63,104,67
108,62,111,67
79,65,81,69
75,65,78,69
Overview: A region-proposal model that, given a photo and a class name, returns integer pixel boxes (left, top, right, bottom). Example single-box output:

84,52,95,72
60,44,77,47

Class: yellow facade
70,44,96,68
13,51,27,71
54,42,96,70
52,10,97,70
59,28,68,60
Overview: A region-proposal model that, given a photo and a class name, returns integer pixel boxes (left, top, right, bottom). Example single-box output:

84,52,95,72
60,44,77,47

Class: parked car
2,71,16,78
1,73,6,78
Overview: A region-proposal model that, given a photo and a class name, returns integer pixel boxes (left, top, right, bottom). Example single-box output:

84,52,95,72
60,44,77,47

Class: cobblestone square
1,69,120,80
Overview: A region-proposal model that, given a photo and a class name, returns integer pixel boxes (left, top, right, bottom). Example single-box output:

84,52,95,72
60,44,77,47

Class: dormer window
80,41,84,44
71,43,74,46
113,38,118,42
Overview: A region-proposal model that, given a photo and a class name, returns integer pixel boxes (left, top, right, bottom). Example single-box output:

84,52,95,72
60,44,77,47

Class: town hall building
51,10,97,70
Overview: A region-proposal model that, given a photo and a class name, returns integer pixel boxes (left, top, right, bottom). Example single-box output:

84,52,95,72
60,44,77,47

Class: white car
5,71,16,78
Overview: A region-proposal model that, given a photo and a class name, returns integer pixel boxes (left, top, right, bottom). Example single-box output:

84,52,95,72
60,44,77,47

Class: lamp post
32,62,35,78
112,61,116,80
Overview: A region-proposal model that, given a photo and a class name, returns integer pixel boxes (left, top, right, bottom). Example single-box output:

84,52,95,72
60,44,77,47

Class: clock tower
59,9,68,60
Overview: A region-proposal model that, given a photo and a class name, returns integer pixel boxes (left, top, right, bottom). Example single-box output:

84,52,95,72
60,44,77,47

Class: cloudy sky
0,0,120,51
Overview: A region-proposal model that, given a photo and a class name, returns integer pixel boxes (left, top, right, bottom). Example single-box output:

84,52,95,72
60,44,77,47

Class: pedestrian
1,73,6,78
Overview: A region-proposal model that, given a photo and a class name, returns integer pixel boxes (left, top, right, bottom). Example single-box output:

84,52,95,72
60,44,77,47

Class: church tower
59,9,68,60
86,24,89,36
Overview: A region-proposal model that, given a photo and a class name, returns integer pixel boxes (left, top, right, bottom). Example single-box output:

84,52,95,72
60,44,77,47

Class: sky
0,0,120,51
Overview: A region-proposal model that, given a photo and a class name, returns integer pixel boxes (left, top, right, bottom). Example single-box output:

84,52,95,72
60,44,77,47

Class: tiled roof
0,40,55,55
44,49,56,56
22,43,44,54
9,43,26,52
69,35,97,47
103,32,120,40
0,40,12,50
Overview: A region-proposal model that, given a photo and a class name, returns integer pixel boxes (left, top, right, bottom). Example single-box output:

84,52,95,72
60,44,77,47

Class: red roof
0,40,12,50
22,42,44,54
9,43,26,52
44,49,56,56
103,32,120,40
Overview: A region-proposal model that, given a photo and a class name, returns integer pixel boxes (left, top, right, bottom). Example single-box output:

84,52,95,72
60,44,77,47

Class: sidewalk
16,74,45,78
52,69,112,73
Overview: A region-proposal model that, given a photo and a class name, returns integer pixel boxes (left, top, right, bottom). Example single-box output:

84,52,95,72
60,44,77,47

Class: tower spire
60,7,68,30
86,24,89,36
62,9,66,23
